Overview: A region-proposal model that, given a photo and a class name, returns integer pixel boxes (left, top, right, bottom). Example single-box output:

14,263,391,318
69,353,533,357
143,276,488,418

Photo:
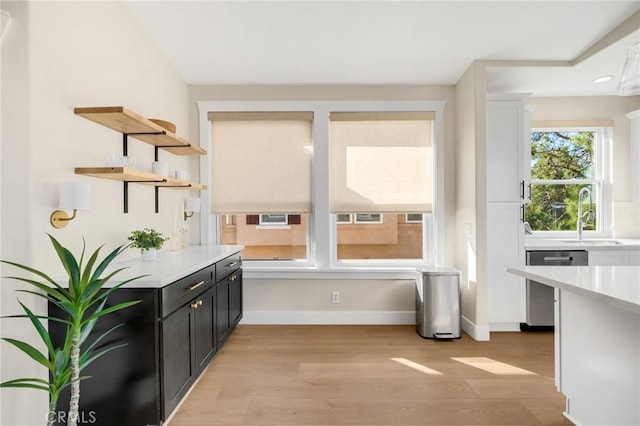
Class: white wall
189,85,457,324
453,62,491,340
1,2,191,424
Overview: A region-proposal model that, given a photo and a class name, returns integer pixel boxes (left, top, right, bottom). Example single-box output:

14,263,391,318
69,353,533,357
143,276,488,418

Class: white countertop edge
525,238,640,251
508,265,640,314
58,245,244,289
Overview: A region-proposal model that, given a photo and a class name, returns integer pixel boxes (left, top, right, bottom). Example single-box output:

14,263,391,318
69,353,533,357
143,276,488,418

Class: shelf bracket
123,182,128,214
122,178,167,214
121,132,164,213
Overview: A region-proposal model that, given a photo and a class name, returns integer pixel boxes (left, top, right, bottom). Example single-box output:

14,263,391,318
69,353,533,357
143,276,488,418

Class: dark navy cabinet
49,253,242,426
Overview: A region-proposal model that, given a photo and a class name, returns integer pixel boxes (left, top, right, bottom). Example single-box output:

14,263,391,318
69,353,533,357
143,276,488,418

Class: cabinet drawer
216,253,242,282
160,266,214,318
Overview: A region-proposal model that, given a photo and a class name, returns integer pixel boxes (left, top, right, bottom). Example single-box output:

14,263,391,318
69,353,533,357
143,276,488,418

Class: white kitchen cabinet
487,202,526,330
486,97,530,203
589,249,640,266
486,95,530,331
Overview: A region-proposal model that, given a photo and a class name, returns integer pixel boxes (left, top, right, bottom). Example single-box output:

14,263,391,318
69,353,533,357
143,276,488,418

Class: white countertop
525,238,640,251
83,245,243,289
508,265,640,314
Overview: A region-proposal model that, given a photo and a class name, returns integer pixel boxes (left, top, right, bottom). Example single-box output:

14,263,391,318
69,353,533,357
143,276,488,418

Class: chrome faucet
576,187,593,240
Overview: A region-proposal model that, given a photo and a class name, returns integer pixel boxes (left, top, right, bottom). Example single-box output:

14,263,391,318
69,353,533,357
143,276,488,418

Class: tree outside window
525,130,600,232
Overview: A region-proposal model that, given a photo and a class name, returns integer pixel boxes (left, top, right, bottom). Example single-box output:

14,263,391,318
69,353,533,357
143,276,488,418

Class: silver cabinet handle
228,261,239,268
187,280,205,291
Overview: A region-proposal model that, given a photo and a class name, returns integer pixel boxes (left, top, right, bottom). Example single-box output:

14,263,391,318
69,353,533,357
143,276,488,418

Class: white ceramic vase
141,248,157,261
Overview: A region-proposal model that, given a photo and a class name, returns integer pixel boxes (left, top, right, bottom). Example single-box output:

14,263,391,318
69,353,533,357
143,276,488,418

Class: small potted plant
128,228,168,261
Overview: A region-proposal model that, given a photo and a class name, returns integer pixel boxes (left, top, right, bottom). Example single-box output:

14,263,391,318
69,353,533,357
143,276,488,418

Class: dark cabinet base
49,289,161,426
48,255,242,426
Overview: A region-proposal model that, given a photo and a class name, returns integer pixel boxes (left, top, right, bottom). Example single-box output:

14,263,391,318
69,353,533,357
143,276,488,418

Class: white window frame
527,126,613,239
197,100,446,278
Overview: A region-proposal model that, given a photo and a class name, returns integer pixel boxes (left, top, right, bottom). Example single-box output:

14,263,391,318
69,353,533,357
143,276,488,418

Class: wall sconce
184,197,201,221
50,182,92,229
617,41,640,96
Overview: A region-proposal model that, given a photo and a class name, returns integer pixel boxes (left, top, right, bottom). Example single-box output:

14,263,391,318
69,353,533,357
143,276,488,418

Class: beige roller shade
210,112,313,213
329,112,433,213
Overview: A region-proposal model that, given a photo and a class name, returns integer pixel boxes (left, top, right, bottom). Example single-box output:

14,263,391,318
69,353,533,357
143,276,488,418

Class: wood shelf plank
74,106,206,156
75,167,207,190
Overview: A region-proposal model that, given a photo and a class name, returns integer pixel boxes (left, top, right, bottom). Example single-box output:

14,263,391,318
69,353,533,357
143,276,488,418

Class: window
525,128,609,234
202,100,445,269
336,214,352,224
220,214,309,260
406,214,423,223
259,214,288,226
354,214,382,224
210,112,313,260
330,112,433,261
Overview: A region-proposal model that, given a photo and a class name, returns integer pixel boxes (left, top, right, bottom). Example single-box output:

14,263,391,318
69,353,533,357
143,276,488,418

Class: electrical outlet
331,291,340,304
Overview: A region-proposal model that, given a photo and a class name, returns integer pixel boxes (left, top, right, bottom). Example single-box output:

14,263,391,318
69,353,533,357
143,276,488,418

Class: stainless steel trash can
416,268,461,339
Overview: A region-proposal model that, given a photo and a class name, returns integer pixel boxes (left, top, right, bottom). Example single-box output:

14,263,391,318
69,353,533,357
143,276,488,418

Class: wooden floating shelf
75,167,207,190
74,106,206,156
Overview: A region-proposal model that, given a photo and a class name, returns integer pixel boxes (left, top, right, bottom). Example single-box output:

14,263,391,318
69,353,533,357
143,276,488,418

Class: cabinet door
588,250,630,266
194,286,217,373
487,202,526,328
229,270,243,327
487,100,526,202
50,289,161,426
161,304,195,418
216,278,230,346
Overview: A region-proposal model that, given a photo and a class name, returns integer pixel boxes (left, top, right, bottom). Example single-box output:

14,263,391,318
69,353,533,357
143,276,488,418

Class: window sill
255,225,291,230
243,266,421,280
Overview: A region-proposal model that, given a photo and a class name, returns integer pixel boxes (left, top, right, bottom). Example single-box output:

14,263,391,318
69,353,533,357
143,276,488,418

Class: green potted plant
0,234,143,426
128,228,167,261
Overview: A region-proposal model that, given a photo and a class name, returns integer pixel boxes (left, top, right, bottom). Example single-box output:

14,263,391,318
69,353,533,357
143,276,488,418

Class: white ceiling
125,1,640,96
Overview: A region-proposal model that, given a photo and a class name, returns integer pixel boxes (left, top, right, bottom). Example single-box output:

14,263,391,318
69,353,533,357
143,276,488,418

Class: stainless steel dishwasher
521,250,588,330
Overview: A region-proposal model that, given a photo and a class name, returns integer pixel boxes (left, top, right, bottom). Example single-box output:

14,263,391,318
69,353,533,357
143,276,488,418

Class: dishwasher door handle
543,256,573,262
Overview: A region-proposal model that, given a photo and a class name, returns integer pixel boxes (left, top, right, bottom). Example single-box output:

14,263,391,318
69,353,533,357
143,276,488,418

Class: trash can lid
417,266,461,276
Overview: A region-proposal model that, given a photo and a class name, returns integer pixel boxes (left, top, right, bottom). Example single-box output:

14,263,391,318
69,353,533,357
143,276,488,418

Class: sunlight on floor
451,357,537,375
390,357,444,375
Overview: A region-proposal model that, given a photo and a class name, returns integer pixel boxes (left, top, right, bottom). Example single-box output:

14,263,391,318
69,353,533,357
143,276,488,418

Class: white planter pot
141,248,157,261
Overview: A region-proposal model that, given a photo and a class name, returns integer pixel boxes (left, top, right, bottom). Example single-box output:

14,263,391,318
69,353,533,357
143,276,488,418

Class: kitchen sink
558,239,624,245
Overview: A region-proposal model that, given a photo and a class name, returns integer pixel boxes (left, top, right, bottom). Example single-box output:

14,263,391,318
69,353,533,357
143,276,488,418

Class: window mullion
313,106,331,268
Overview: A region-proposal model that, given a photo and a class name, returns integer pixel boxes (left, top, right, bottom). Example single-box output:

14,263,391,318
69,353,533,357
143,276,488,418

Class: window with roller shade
209,112,312,261
329,112,433,260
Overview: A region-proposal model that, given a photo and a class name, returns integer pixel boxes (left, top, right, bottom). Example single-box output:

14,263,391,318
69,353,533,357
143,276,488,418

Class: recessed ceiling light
593,75,614,84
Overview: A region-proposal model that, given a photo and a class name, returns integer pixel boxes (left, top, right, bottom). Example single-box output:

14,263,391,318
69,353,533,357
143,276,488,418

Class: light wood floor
168,325,572,426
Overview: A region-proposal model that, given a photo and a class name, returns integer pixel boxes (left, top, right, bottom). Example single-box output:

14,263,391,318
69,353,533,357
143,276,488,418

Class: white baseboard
461,315,490,341
242,311,492,342
489,322,522,332
562,410,583,426
241,310,415,325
